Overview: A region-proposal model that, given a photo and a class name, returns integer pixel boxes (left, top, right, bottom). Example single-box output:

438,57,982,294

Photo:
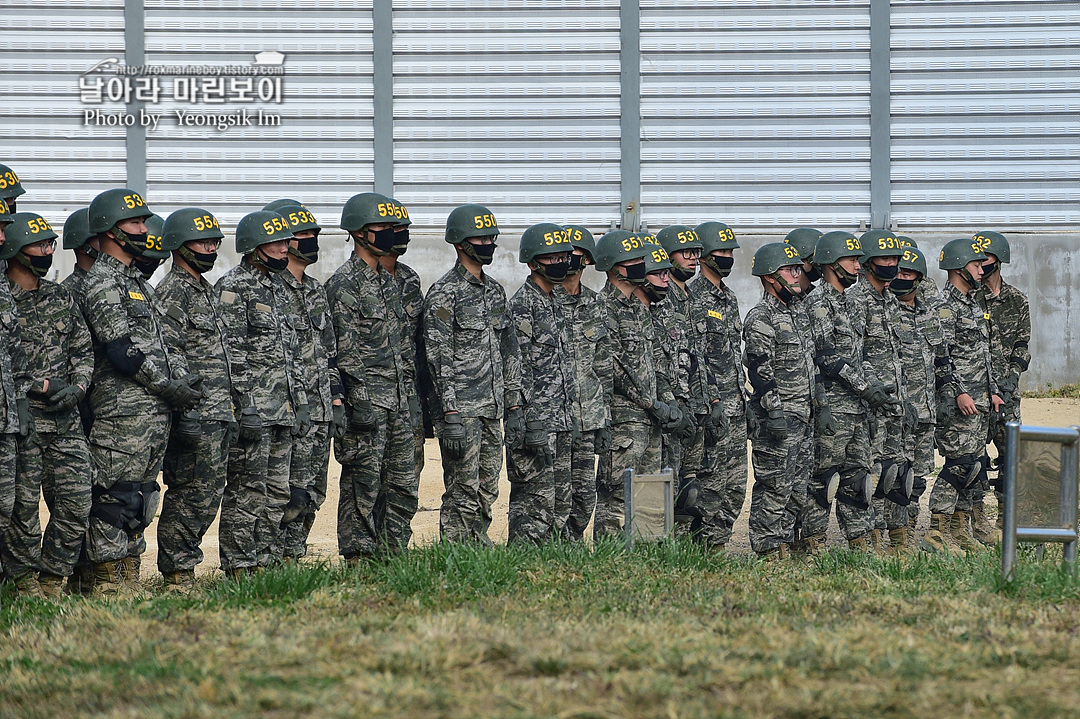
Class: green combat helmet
263,198,306,212
236,209,293,255
593,229,650,276
0,212,58,278
656,224,703,255
641,243,673,302
62,208,93,251
784,227,822,261
276,204,321,263
859,228,905,282
695,221,738,278
0,197,14,226
751,241,802,277
387,198,411,227
133,214,168,279
445,203,499,265
519,222,573,283
563,224,595,275
889,246,927,298
972,230,1009,277
813,231,864,288
341,191,398,255
88,188,153,256
0,163,26,210
939,237,988,289
162,207,224,274
387,197,412,256
897,235,918,248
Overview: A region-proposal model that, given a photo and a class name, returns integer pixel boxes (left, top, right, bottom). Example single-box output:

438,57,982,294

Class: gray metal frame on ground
1001,421,1080,580
623,467,673,550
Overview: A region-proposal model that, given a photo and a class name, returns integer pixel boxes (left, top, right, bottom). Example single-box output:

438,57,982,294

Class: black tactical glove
160,375,203,410
674,401,696,439
440,412,467,461
15,397,31,438
279,486,310,529
407,394,422,430
504,406,525,450
675,474,704,522
46,379,83,413
330,403,347,441
524,420,553,468
348,398,378,432
238,406,263,445
765,408,787,439
649,400,685,432
816,405,838,437
225,420,240,448
860,382,898,411
594,426,612,455
175,409,202,447
902,401,918,434
292,403,311,438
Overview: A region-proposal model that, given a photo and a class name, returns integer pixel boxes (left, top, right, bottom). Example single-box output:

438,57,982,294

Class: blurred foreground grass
3,539,1080,718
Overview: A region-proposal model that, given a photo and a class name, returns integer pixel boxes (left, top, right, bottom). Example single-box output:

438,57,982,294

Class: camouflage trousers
695,412,748,547
337,408,418,557
156,420,229,574
87,414,169,564
507,430,573,543
438,416,502,545
929,406,990,515
594,421,661,541
220,424,292,571
907,420,936,524
869,410,912,530
0,433,17,578
803,411,873,541
1,430,92,579
283,421,330,559
564,429,597,542
985,398,1019,505
749,415,812,555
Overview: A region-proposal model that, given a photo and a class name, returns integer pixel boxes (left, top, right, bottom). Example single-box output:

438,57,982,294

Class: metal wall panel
1,0,128,226
143,0,375,229
639,0,873,231
891,0,1080,229
392,0,623,236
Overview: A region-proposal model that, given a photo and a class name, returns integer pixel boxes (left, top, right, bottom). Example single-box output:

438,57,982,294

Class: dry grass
3,541,1080,718
1025,383,1080,400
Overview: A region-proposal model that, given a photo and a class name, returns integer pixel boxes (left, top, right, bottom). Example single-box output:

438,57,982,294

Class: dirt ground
113,398,1078,577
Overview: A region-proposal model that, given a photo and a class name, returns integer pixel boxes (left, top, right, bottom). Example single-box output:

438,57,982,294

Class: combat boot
121,555,141,583
920,513,965,557
888,528,914,557
65,564,95,596
951,510,982,553
11,571,43,599
803,533,827,556
90,560,126,598
37,573,66,600
847,534,871,552
971,502,1002,545
162,569,196,595
870,528,888,557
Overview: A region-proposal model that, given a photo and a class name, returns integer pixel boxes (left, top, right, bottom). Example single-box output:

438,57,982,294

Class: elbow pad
105,336,146,377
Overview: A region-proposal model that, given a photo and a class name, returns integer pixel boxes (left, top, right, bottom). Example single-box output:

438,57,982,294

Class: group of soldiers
0,160,1031,601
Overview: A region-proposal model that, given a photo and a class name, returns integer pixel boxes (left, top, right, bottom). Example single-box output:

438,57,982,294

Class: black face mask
982,260,999,278
463,241,497,265
133,255,163,280
256,248,289,273
888,277,918,297
18,251,52,278
291,237,320,264
642,282,668,303
670,264,696,283
115,230,148,257
868,260,898,281
619,260,648,286
5,201,15,214
366,227,397,255
180,245,218,274
703,254,734,278
535,259,570,283
804,264,822,283
832,263,859,289
391,228,411,256
566,252,583,276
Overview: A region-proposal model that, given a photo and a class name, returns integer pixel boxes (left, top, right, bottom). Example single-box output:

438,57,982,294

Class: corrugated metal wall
639,0,872,230
2,0,128,222
391,0,623,235
144,0,375,229
890,0,1080,230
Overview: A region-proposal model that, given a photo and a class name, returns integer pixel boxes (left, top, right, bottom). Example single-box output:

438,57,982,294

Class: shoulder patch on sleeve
220,290,237,305
938,308,952,319
104,290,121,304
435,307,451,323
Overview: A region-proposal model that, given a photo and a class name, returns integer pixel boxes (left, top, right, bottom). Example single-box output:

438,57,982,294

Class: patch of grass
1026,382,1080,399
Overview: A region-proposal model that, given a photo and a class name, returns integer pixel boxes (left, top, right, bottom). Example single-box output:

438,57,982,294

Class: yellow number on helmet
194,217,205,231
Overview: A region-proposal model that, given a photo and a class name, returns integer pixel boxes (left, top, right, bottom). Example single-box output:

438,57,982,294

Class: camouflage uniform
743,293,815,554
803,282,875,541
983,281,1030,475
82,254,184,564
506,276,577,543
594,281,668,540
280,270,340,559
895,293,952,524
391,261,428,492
2,279,92,581
848,280,912,531
554,282,612,541
155,265,234,574
424,262,522,544
688,275,748,547
328,254,417,557
929,283,996,515
216,258,307,570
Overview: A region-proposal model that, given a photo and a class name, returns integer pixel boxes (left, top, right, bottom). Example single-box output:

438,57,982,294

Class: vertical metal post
619,0,640,231
372,0,394,195
1002,421,1019,580
124,0,146,195
868,0,890,229
623,468,635,550
1063,427,1080,571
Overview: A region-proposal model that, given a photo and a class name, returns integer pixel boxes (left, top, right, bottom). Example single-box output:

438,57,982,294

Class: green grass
4,540,1080,718
1025,382,1080,399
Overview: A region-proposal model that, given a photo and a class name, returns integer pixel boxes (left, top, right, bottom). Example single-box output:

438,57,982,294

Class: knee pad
880,460,915,507
836,468,873,509
809,468,840,509
940,453,982,493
